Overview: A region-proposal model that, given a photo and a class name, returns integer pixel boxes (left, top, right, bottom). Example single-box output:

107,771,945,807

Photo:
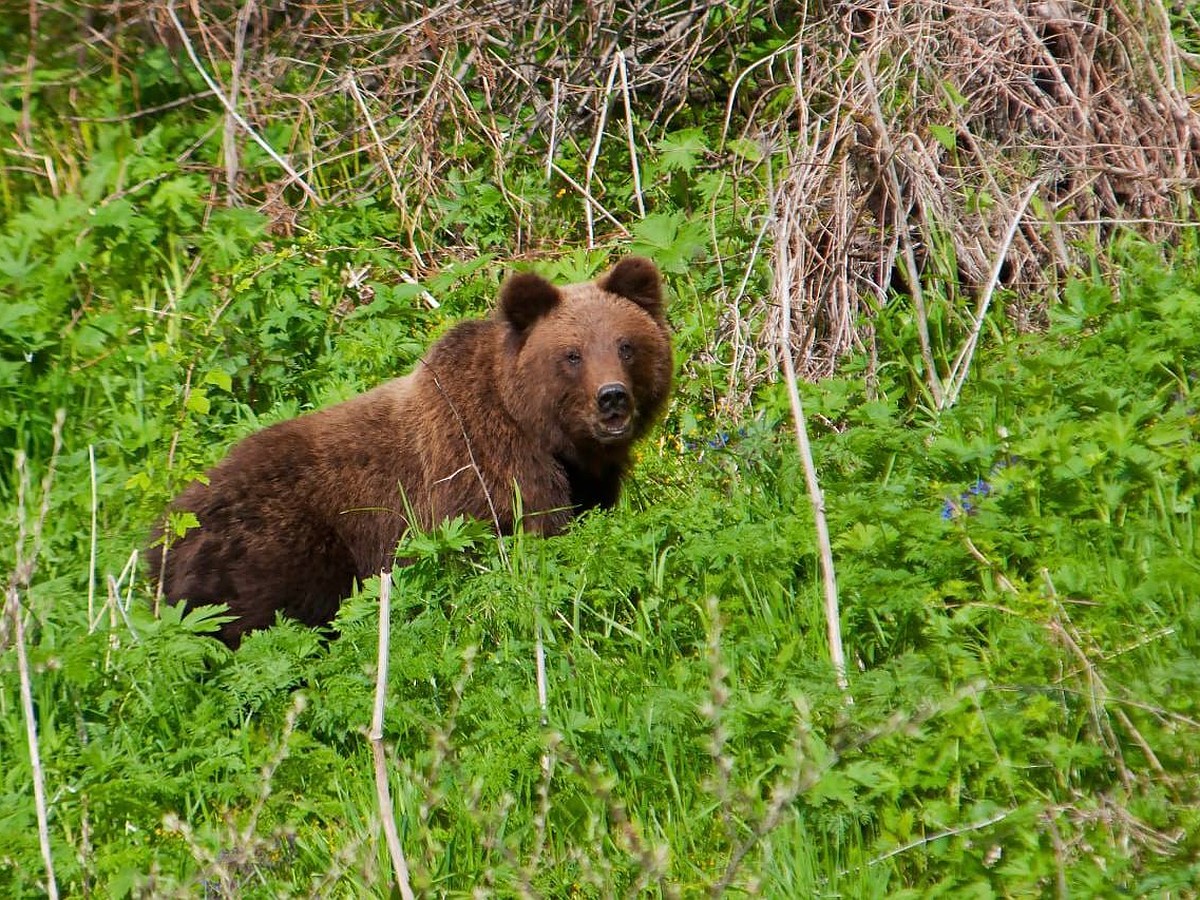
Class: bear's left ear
500,271,561,332
600,256,663,317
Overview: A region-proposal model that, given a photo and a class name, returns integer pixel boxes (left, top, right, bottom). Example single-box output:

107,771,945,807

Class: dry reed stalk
91,549,139,637
944,178,1043,407
582,51,621,248
772,181,852,699
864,807,1016,869
345,72,404,206
165,0,323,205
87,443,97,625
20,0,38,149
224,0,254,202
60,1,776,255
8,587,59,900
4,409,66,900
369,571,416,900
699,595,734,833
616,51,646,218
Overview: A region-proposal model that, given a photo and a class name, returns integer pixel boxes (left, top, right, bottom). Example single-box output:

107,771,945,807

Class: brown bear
147,256,672,647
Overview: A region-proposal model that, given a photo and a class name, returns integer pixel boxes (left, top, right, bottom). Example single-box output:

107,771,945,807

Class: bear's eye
565,349,582,367
618,339,634,362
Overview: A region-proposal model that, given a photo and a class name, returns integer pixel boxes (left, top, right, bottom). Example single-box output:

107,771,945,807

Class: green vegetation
3,3,1200,896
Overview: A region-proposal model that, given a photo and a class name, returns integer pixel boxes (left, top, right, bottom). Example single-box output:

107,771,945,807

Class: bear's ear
499,271,561,332
600,256,663,317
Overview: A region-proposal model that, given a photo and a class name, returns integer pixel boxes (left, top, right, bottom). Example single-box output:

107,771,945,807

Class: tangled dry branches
54,2,784,236
762,0,1200,387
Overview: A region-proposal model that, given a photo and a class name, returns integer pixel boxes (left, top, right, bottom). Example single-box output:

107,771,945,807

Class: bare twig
548,161,631,236
943,178,1043,408
87,443,97,626
700,595,738,843
397,270,440,310
345,73,404,208
961,533,1019,595
753,0,1200,392
244,693,306,842
533,611,553,817
8,584,59,900
369,571,416,900
164,0,322,206
224,0,255,202
772,181,851,699
582,51,621,248
862,62,944,407
615,51,645,218
544,77,561,182
20,0,38,148
866,808,1015,867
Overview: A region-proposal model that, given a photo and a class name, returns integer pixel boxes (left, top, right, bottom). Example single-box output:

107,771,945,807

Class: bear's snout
597,382,630,416
594,382,634,442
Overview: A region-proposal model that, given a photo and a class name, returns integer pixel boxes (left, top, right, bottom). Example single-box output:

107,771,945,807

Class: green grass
3,8,1200,898
5,238,1199,895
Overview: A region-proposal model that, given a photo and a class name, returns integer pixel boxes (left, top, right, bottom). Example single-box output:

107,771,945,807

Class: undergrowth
5,232,1200,894
3,3,1200,897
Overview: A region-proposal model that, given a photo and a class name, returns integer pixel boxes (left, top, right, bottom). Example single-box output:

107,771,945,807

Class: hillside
2,3,1200,896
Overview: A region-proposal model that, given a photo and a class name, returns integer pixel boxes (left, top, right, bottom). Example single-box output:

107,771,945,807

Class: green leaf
0,301,39,337
656,129,709,173
943,80,968,107
124,472,152,491
169,511,200,538
149,175,202,226
629,213,706,273
929,124,957,151
91,199,135,233
203,369,233,392
186,388,210,415
728,137,764,163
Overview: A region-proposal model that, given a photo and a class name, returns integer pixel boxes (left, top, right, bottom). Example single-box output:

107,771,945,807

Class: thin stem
346,73,404,208
862,63,943,407
87,444,97,626
5,409,66,900
773,186,851,699
616,52,645,218
943,179,1042,408
582,51,621,248
369,572,416,900
11,588,58,900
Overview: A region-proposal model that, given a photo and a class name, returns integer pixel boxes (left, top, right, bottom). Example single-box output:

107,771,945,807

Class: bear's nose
597,383,630,415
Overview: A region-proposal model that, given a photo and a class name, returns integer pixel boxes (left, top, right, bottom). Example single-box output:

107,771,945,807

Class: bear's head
498,256,673,462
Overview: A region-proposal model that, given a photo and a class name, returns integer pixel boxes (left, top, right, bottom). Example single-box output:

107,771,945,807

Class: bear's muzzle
594,382,634,442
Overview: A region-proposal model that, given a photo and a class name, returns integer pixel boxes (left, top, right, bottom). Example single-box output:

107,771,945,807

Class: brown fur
146,257,672,646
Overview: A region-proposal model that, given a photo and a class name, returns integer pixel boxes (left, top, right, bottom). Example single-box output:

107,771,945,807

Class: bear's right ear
499,271,561,332
600,256,663,317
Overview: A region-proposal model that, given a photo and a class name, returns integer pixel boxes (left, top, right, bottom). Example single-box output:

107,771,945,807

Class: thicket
2,2,1199,896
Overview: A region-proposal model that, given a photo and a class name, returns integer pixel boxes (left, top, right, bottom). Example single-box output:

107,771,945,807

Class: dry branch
52,2,783,250
773,185,851,698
